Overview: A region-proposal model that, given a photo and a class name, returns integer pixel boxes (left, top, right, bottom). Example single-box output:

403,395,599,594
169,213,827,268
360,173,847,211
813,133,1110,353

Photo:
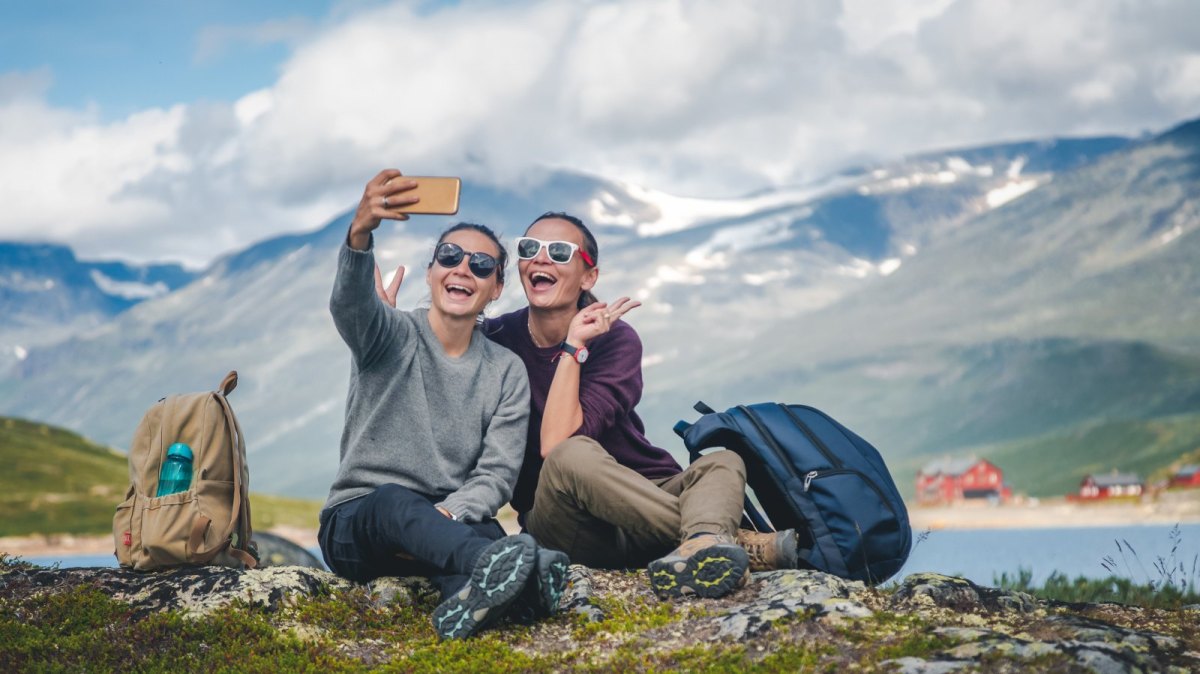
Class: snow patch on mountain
743,269,792,286
985,177,1044,208
1159,224,1184,245
0,272,56,291
89,270,169,300
879,258,903,276
618,178,856,237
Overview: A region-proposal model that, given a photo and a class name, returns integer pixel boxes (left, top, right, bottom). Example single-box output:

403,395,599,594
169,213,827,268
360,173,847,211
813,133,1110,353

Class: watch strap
559,340,586,362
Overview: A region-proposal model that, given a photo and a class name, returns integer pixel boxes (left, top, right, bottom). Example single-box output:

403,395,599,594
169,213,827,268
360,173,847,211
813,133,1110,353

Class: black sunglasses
433,242,499,279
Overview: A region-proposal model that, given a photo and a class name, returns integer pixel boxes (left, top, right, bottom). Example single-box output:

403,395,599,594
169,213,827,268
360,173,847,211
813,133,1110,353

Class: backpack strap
676,402,776,533
186,373,256,568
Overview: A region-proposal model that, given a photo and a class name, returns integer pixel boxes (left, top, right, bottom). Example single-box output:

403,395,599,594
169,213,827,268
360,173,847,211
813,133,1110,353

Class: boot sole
432,534,537,639
647,543,750,599
535,549,571,616
507,547,572,625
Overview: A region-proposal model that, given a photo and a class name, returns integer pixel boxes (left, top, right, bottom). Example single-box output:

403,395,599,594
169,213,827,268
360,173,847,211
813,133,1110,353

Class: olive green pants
525,436,746,568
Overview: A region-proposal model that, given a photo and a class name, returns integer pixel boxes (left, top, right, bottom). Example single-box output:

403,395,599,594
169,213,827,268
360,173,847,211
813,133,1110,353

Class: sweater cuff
436,497,480,524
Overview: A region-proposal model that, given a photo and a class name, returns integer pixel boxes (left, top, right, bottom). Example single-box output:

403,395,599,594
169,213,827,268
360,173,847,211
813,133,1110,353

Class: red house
1169,465,1200,489
1078,472,1143,499
916,457,1011,506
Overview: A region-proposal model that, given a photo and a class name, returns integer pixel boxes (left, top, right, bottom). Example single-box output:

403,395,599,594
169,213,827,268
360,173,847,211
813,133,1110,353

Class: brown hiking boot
647,533,750,599
736,528,799,572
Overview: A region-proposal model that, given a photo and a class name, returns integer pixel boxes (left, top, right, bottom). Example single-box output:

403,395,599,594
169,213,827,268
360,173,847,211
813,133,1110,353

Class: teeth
447,284,473,295
532,273,556,283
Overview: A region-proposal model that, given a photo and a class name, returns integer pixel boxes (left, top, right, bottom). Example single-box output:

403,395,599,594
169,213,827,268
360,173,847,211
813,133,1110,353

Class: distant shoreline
909,491,1200,531
3,493,1198,559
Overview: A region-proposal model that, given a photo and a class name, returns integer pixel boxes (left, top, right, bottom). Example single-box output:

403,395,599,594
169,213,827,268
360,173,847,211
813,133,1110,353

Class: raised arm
540,297,641,455
329,170,420,366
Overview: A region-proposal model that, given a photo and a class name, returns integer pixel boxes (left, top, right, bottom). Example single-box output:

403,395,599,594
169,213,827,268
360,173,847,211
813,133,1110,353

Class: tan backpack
113,371,257,570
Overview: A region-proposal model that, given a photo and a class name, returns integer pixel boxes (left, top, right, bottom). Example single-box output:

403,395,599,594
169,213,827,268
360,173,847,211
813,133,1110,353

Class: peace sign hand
374,263,405,308
565,296,641,347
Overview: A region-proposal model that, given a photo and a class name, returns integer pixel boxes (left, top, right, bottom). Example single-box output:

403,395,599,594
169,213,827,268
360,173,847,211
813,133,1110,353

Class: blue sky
2,0,1199,266
0,2,342,117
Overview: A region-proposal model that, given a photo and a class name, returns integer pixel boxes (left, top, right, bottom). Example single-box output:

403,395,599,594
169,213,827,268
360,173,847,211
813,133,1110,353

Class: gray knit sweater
322,241,530,522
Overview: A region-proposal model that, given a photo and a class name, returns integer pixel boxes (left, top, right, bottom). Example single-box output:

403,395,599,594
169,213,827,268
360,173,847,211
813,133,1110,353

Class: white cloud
1,0,1200,266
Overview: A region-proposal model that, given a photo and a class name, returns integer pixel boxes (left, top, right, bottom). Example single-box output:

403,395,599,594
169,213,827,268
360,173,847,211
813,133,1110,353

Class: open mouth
530,271,557,290
446,283,475,299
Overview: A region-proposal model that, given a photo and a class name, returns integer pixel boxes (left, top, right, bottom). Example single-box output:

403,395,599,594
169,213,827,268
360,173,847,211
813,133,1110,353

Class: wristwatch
560,340,589,364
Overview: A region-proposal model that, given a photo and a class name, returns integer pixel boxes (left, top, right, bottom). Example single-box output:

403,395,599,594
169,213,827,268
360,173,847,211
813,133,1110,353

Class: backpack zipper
803,468,899,518
737,405,805,485
780,404,844,470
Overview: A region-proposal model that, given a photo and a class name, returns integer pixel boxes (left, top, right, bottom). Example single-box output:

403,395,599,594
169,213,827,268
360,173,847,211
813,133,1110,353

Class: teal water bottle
156,442,194,497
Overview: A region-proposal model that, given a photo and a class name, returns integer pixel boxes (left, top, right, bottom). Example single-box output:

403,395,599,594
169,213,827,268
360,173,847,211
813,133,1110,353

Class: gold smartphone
386,176,461,215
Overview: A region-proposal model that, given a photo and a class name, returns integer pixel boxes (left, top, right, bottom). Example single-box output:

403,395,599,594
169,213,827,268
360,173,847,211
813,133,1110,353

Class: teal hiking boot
647,533,750,599
432,534,537,640
507,546,571,624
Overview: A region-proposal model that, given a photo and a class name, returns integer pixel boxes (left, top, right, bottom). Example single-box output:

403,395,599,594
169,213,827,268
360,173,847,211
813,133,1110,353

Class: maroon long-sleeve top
485,307,682,516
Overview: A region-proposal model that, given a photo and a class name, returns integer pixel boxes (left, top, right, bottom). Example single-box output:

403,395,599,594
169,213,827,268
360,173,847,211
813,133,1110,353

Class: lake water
19,523,1200,589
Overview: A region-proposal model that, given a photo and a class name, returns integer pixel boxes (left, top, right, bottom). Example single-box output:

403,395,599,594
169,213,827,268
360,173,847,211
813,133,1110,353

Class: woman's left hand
374,263,404,308
565,296,641,347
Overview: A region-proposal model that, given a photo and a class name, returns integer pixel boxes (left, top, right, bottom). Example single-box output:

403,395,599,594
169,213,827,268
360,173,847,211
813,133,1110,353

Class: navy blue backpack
674,401,912,584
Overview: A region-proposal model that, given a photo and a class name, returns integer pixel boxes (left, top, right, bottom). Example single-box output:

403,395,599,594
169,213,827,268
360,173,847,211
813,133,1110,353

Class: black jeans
318,483,506,598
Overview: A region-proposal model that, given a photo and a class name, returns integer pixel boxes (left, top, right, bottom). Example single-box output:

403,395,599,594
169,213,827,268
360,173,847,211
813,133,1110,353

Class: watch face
576,347,589,363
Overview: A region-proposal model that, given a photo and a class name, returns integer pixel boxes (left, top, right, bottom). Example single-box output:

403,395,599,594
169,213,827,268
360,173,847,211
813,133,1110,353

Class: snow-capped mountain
3,128,1172,499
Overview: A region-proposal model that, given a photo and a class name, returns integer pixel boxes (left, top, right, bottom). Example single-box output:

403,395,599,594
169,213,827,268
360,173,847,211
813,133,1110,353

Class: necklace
527,316,551,348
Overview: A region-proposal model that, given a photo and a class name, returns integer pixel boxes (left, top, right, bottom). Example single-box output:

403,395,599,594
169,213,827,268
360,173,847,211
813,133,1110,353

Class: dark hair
428,221,508,285
526,211,599,308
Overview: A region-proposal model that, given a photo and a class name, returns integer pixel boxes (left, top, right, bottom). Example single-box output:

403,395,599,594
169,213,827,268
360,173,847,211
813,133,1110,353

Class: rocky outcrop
1,562,1197,672
883,573,1191,673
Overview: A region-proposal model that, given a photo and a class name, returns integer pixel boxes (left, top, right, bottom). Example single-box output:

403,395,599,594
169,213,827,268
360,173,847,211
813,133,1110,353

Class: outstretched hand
374,263,405,308
347,169,421,250
565,296,641,347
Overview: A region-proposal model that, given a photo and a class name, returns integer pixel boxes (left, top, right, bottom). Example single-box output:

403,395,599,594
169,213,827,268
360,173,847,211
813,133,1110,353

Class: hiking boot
506,546,572,625
736,528,799,572
647,533,750,599
432,534,537,640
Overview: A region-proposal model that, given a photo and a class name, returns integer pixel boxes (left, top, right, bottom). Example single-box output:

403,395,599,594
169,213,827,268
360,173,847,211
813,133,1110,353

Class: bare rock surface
2,562,1198,671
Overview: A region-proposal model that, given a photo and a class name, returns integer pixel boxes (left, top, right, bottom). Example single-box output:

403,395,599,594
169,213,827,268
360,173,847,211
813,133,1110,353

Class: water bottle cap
166,442,193,460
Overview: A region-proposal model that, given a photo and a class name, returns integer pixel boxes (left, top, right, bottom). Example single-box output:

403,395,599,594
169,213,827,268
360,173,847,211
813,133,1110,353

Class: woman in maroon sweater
485,212,771,599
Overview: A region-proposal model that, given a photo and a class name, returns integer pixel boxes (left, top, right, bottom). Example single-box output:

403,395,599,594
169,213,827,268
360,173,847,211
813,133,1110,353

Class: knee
693,450,746,481
541,436,607,489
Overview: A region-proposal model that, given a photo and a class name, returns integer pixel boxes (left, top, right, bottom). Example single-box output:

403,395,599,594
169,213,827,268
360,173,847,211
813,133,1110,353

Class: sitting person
319,170,568,640
483,212,798,597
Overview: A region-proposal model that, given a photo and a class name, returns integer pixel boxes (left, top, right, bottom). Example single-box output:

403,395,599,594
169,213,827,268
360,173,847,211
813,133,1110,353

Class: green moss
874,630,957,661
393,635,560,673
572,594,709,639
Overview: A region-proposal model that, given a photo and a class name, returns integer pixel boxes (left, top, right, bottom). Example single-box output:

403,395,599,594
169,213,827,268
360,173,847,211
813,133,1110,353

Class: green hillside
893,412,1200,499
0,416,321,537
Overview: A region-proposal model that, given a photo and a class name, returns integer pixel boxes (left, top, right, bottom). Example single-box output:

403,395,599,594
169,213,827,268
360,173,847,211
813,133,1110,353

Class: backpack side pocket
137,490,201,570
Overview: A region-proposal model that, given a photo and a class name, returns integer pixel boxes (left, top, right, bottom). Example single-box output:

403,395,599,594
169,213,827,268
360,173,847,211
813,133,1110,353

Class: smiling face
519,217,598,312
425,228,503,320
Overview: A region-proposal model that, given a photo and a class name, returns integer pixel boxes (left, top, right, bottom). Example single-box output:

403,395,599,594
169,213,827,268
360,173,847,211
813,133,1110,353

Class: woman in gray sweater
318,169,568,640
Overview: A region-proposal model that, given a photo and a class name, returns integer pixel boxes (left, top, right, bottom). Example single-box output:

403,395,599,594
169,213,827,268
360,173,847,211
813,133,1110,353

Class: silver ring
381,196,390,208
